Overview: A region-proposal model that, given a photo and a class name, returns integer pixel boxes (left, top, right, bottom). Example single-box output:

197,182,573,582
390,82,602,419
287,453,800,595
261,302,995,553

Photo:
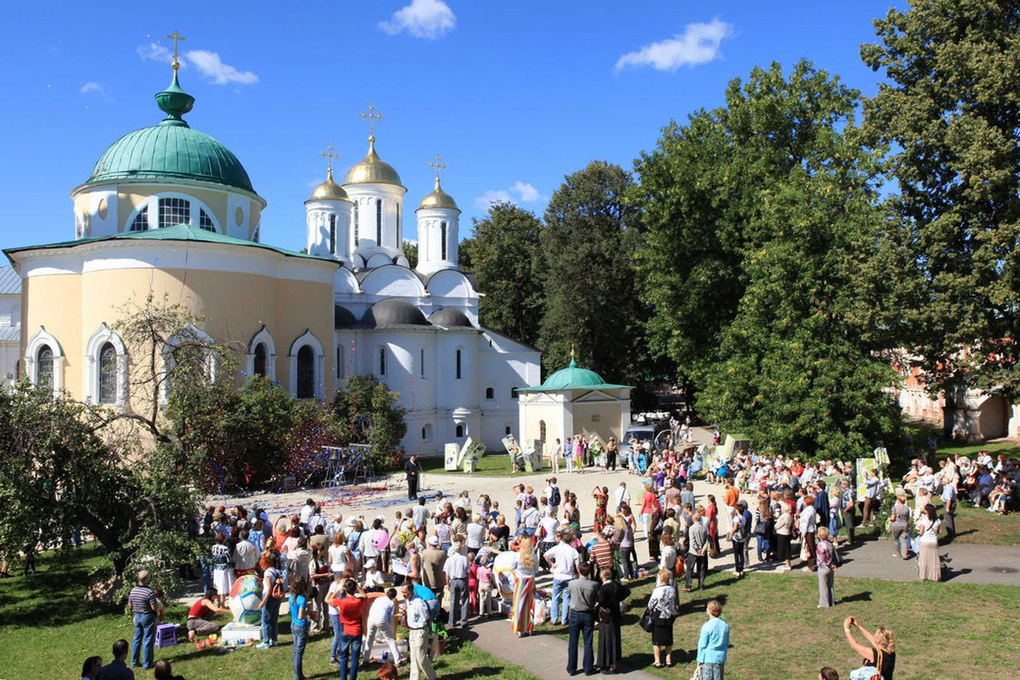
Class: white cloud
137,42,174,65
80,81,104,95
379,0,456,39
615,19,733,72
473,182,546,211
185,50,258,86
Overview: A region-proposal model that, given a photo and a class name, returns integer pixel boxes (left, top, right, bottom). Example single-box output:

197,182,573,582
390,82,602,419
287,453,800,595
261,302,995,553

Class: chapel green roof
519,357,632,392
82,71,257,195
4,223,336,265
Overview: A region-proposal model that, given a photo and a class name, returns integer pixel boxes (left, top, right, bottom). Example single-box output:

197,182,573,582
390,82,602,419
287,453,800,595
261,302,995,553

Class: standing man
941,480,957,541
565,562,599,676
420,536,447,595
550,438,563,474
606,437,618,471
402,582,437,680
840,479,856,547
545,529,580,626
685,507,709,592
412,497,430,530
545,477,562,518
443,546,469,628
127,570,158,670
405,454,422,501
862,470,881,527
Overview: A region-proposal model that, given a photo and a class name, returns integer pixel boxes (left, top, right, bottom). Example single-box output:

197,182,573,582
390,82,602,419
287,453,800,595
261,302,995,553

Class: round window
235,206,245,227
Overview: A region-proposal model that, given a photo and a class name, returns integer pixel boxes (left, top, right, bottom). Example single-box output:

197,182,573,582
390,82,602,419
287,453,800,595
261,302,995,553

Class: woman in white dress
916,503,942,582
210,532,234,607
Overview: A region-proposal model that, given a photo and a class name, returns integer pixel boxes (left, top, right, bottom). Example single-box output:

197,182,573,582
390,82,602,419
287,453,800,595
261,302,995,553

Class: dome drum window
159,197,190,229
199,209,216,232
126,195,220,234
130,206,150,232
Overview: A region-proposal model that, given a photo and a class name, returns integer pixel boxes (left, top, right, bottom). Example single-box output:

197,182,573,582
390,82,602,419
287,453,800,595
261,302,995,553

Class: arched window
511,387,519,399
37,346,53,390
396,205,402,244
296,345,315,398
253,343,267,377
353,203,360,246
336,347,343,379
455,423,465,438
485,387,494,400
159,197,190,228
376,199,383,245
130,206,149,232
420,348,425,378
329,214,337,254
505,425,512,436
199,209,217,232
455,348,462,380
379,347,387,376
441,221,448,260
98,342,117,404
539,420,547,442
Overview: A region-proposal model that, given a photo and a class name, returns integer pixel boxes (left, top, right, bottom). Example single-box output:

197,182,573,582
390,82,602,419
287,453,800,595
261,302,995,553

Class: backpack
268,569,285,599
831,544,843,567
550,486,561,507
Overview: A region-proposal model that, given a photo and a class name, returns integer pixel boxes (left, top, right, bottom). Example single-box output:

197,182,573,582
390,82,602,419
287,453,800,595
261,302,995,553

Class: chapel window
253,343,267,377
485,387,494,400
98,342,118,404
420,348,425,378
329,214,337,254
379,347,387,376
441,222,448,260
159,197,190,229
456,423,465,438
296,345,315,399
376,199,383,245
354,203,360,246
199,209,217,232
455,348,462,380
37,346,54,390
130,206,149,232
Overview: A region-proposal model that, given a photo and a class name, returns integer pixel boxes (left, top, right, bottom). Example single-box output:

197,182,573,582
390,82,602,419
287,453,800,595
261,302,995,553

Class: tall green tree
637,61,901,459
460,202,545,347
861,1,1020,411
539,161,644,384
332,374,407,470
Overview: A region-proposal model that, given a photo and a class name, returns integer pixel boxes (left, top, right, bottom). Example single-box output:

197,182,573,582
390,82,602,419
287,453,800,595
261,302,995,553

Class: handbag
639,607,654,632
689,663,702,680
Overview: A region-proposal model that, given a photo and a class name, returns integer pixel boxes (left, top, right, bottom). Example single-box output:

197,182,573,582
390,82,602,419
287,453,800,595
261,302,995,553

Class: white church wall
359,266,427,299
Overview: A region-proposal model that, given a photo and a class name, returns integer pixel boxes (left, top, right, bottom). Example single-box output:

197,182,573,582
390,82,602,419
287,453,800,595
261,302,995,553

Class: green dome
541,358,608,389
85,72,256,194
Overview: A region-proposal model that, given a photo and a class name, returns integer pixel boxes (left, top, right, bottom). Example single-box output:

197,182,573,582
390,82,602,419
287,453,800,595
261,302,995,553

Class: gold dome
344,136,403,186
417,177,460,211
309,167,350,201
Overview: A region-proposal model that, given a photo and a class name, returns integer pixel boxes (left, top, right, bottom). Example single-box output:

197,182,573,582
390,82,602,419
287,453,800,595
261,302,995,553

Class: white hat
365,559,377,569
428,535,440,546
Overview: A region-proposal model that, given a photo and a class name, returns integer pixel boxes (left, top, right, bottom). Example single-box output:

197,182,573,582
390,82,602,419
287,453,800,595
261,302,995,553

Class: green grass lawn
545,570,1019,680
0,547,538,680
419,453,518,476
904,421,1020,462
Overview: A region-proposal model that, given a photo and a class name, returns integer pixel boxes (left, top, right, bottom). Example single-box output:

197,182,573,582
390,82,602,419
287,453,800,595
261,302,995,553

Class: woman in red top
639,484,660,537
705,495,719,555
333,579,367,680
186,588,229,639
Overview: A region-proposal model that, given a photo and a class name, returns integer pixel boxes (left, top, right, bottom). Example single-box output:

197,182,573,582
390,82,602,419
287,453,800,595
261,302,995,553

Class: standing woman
210,533,234,608
329,531,350,574
889,491,911,560
815,527,836,608
754,500,773,564
639,484,659,537
309,544,331,631
289,578,310,680
593,486,609,534
799,495,818,571
916,504,942,582
617,507,638,580
512,536,537,638
774,503,793,572
596,566,631,673
705,495,720,557
647,569,677,668
727,505,746,577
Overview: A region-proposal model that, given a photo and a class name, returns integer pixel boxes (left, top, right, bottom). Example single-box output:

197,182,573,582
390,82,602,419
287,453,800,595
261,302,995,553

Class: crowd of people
65,425,1020,680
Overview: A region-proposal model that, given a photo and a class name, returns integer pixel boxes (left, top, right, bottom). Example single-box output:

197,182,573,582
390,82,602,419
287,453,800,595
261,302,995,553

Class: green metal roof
4,223,337,265
519,358,632,392
83,71,257,194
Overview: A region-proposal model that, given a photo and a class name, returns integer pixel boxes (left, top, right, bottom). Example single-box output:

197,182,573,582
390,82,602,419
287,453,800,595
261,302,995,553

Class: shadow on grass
443,667,505,680
0,546,123,627
838,591,872,604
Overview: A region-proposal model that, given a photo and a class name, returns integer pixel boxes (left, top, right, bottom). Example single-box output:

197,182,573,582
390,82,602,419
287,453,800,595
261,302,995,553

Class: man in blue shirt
96,640,133,680
696,600,729,680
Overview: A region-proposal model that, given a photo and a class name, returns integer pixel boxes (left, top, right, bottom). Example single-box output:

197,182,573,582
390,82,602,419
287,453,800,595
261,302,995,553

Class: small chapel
3,44,541,456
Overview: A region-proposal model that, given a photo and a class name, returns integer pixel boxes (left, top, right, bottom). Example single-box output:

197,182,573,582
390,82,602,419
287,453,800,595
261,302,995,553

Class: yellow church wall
20,263,334,410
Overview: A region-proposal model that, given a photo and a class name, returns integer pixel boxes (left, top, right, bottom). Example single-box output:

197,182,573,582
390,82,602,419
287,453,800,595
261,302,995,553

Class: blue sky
0,0,905,252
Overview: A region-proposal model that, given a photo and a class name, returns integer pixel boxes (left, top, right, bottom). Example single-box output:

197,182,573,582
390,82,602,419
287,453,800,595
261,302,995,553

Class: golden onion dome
417,177,460,211
344,136,403,186
309,167,350,201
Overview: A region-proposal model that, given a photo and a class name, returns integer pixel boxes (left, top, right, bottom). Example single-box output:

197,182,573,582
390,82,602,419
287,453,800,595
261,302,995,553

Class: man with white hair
128,570,159,670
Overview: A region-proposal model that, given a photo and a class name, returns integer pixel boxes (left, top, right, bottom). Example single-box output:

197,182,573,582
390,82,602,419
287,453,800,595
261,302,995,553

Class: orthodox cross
167,31,186,71
429,154,446,181
361,103,383,139
321,144,339,173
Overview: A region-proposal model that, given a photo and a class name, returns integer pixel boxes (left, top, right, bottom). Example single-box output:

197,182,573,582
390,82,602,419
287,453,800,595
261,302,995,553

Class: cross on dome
167,30,186,71
321,144,338,176
430,154,446,182
361,103,383,141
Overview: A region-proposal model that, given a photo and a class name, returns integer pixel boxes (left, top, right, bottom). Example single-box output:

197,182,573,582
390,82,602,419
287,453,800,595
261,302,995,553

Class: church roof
518,357,631,392
344,137,402,186
417,178,459,212
361,298,430,328
429,307,473,328
334,305,358,329
82,71,257,195
0,266,22,294
4,223,337,265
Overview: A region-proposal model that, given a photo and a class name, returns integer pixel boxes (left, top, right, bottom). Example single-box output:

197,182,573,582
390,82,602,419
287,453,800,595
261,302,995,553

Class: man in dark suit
405,454,421,500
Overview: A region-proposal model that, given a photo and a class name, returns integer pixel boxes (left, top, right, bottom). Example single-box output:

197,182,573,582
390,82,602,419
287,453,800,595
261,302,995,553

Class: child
467,552,479,615
364,559,385,592
476,555,496,617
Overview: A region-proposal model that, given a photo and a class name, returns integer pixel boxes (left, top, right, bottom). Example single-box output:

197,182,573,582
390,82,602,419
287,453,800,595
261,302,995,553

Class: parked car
619,423,659,467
